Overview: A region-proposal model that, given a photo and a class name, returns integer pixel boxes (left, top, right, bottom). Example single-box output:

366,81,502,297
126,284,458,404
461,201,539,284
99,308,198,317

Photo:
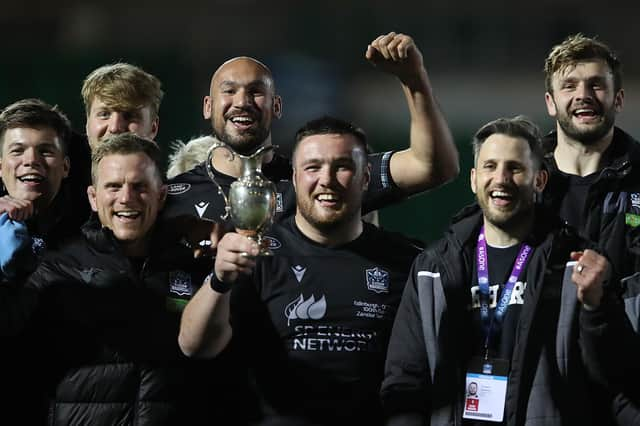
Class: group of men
0,29,637,426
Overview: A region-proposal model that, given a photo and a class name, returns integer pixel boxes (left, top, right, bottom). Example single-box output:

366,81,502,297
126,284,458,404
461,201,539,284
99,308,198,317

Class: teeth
19,174,44,182
231,117,254,124
317,194,338,201
115,211,140,218
491,191,510,198
574,108,596,115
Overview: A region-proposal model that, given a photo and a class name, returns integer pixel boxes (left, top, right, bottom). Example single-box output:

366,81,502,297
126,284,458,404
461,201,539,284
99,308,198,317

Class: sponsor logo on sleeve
264,236,282,250
167,183,191,195
365,267,390,293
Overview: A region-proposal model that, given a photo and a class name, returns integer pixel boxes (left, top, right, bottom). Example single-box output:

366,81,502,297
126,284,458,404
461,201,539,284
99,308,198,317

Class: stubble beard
557,103,616,146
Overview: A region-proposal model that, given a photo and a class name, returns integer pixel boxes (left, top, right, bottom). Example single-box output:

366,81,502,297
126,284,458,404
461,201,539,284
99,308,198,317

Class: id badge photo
462,356,509,422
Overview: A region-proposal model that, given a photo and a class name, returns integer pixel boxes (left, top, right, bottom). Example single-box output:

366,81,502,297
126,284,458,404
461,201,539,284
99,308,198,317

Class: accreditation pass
462,372,508,422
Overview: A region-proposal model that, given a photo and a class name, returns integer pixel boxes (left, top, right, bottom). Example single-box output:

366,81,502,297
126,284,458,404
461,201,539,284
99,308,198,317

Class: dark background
2,0,638,243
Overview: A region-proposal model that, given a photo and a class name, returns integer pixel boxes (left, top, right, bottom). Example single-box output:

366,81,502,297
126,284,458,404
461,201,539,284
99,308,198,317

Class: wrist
207,272,232,294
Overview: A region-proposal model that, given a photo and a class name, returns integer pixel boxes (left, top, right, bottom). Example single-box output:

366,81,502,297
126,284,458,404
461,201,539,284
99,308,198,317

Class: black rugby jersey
230,216,420,425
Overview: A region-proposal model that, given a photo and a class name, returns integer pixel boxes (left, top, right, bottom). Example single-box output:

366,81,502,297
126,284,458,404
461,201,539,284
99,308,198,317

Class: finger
374,32,397,60
386,35,405,61
395,36,414,60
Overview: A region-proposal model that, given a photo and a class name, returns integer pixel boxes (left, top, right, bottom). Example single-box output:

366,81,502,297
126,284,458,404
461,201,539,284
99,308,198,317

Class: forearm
179,274,233,359
391,71,459,194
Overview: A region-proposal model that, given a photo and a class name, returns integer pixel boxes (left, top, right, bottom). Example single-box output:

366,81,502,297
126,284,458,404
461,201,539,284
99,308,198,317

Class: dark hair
472,116,544,169
0,98,71,154
293,116,368,157
544,34,622,94
91,133,163,184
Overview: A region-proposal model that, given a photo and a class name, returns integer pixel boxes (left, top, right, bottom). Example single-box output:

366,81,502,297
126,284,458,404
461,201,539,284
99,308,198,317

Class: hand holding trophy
206,141,277,256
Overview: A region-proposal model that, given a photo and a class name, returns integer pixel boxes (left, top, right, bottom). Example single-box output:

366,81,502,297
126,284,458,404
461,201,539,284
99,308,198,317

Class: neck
553,126,614,176
482,214,533,247
294,212,363,247
210,135,274,178
120,238,150,258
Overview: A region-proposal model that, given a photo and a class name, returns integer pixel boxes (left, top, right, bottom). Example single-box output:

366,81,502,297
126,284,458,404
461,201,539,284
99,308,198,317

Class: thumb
570,251,583,262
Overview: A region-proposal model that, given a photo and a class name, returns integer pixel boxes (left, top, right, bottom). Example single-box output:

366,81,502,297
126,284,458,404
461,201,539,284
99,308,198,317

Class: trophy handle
205,141,234,220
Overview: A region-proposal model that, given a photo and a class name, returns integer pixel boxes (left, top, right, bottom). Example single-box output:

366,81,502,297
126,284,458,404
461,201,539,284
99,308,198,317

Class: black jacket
542,128,640,423
381,204,628,425
19,217,249,425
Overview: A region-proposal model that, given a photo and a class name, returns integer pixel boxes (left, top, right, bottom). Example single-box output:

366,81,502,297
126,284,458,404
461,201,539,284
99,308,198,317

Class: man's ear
273,95,282,120
158,184,168,209
203,96,212,120
363,163,371,191
150,117,160,140
534,169,548,193
615,89,625,113
470,168,477,194
62,156,70,179
544,92,557,117
87,186,98,212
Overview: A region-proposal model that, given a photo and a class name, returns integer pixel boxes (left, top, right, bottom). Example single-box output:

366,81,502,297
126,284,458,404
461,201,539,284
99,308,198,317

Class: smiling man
381,116,623,426
179,116,421,425
0,99,79,278
542,37,640,423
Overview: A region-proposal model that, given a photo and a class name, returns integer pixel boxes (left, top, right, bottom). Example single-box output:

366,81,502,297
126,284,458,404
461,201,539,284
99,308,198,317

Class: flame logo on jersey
285,294,327,326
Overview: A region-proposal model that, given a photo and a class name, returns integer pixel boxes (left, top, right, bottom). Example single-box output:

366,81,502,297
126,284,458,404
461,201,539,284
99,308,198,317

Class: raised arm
366,32,459,195
178,232,258,358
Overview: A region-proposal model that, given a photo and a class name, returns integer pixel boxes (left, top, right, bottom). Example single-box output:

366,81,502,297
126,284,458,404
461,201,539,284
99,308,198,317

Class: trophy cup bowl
206,141,277,256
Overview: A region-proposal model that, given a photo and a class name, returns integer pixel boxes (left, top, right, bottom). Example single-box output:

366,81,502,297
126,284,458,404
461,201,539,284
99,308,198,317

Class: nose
494,164,513,184
318,165,336,187
23,147,43,167
575,81,594,102
233,88,253,108
118,184,134,204
108,112,129,134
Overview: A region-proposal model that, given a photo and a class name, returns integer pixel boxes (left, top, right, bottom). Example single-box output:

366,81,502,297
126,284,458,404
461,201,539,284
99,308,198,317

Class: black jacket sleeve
381,260,430,425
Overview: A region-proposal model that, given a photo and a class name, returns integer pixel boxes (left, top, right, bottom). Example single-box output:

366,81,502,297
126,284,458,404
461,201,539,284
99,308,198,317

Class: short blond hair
81,63,164,117
544,34,622,94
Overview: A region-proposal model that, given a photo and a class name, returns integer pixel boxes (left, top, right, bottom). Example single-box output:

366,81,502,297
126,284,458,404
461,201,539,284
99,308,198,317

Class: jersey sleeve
363,151,407,214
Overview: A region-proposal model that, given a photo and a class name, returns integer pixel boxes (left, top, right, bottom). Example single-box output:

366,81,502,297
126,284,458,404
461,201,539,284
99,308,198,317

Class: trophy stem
237,229,273,256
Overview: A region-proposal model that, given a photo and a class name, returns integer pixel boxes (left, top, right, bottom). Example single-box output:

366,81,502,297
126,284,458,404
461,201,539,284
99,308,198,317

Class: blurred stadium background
2,0,638,243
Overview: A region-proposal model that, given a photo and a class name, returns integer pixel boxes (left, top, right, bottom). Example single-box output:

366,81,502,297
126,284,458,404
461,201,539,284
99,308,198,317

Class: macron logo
195,201,209,218
291,265,306,283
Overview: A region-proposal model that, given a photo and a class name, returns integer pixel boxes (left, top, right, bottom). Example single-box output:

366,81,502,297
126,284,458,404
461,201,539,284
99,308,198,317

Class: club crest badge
365,267,390,294
169,270,193,296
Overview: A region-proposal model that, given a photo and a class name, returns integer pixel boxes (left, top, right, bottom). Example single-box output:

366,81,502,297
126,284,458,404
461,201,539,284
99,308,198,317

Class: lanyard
476,226,532,355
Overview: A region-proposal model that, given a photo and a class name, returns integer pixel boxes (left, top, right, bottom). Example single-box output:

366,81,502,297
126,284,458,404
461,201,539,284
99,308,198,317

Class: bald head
203,56,282,155
210,57,276,94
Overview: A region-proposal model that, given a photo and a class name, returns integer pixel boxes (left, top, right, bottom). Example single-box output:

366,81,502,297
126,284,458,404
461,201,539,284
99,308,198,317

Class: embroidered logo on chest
365,267,390,294
169,270,193,296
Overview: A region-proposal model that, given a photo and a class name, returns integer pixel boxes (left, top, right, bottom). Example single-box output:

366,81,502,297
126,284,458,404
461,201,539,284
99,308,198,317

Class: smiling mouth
114,211,141,220
315,193,341,206
572,107,601,120
489,190,514,207
18,174,45,184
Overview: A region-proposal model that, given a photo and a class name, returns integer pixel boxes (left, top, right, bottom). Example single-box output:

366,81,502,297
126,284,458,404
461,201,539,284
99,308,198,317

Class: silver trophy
206,141,277,255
